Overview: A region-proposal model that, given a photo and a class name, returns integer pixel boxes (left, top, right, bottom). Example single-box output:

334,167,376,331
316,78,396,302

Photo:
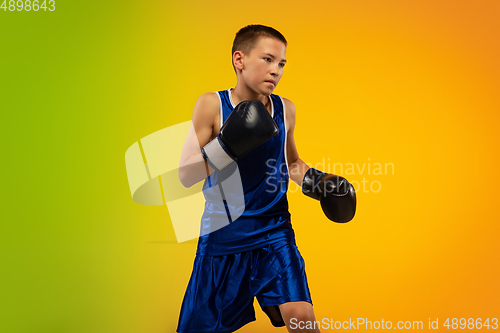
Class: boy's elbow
178,167,193,188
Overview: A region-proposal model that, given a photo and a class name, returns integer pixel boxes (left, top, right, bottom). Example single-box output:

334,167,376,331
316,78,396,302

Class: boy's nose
270,65,280,75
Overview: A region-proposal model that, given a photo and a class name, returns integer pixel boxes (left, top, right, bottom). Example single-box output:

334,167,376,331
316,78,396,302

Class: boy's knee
280,302,320,332
289,311,316,324
279,301,316,322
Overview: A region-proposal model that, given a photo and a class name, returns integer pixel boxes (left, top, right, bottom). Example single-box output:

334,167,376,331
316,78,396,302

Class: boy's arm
284,98,310,186
178,93,219,188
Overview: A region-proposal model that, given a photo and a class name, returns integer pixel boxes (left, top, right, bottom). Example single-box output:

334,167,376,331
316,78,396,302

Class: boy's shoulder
198,91,219,104
273,94,293,106
191,92,220,129
279,96,296,117
194,92,219,113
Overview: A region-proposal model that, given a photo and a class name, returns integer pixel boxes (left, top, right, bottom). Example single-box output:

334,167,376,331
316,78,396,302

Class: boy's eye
264,57,272,62
279,63,285,68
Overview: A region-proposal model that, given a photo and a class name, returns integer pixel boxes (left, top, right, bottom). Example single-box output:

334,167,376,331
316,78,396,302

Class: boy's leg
255,240,316,330
279,301,320,333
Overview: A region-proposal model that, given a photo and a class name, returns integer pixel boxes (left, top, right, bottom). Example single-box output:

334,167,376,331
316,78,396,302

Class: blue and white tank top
196,89,295,255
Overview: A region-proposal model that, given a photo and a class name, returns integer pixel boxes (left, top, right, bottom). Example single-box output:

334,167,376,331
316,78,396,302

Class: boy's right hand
202,100,279,170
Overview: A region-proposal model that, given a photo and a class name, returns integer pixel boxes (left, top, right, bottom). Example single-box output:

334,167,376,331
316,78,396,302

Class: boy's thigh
255,241,312,327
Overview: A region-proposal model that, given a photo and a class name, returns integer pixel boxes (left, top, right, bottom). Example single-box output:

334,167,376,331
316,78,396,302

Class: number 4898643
1,0,55,11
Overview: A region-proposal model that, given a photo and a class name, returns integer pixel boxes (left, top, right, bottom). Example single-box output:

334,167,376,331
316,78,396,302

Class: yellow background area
1,0,499,332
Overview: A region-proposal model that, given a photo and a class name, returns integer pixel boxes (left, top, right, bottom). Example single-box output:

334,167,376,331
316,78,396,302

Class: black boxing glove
202,100,278,170
302,167,356,223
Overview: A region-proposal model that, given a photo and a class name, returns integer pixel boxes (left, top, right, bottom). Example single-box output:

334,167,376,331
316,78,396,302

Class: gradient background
1,0,499,332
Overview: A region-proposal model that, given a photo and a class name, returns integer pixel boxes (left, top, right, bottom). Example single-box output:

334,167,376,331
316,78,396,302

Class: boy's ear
233,51,244,71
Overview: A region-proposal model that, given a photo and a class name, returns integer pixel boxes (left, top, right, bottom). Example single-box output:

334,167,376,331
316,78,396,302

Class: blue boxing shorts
176,240,312,333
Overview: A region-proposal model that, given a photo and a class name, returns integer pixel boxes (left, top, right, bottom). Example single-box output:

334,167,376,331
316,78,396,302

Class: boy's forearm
288,158,310,186
179,153,215,188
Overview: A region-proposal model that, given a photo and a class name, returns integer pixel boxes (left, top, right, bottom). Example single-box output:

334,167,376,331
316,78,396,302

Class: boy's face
238,37,287,96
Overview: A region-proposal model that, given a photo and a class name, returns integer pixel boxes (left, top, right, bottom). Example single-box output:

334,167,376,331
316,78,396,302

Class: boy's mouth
265,80,276,86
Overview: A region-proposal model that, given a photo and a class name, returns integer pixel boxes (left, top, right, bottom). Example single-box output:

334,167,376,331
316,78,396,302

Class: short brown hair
232,25,287,71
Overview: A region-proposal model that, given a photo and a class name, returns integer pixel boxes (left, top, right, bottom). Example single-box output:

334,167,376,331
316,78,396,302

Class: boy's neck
231,85,271,111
